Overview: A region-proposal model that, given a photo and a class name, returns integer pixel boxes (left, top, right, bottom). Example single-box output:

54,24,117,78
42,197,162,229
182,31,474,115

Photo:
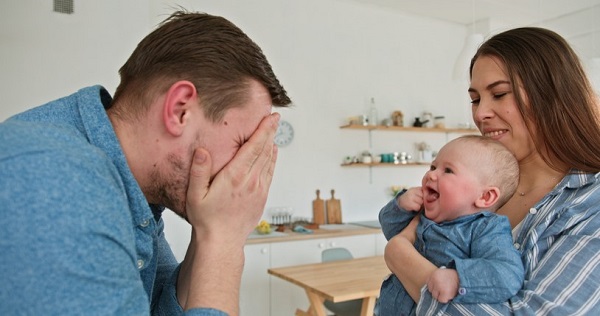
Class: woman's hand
427,267,459,303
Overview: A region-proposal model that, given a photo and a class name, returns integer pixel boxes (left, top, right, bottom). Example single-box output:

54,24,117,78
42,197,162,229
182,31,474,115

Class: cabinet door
240,244,270,316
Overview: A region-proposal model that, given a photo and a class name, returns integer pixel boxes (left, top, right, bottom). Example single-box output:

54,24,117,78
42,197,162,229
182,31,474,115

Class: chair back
322,247,353,262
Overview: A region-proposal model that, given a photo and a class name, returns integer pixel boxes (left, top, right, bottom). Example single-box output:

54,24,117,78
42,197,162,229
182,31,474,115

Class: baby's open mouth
425,187,439,202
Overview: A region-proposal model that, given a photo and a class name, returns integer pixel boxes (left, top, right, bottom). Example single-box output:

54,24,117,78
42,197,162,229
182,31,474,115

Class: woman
383,27,600,315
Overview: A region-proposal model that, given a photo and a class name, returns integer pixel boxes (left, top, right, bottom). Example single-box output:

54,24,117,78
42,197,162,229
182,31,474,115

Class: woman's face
469,55,535,162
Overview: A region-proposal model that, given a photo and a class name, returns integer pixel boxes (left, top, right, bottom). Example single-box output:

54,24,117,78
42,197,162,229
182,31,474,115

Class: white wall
0,0,150,119
0,0,481,259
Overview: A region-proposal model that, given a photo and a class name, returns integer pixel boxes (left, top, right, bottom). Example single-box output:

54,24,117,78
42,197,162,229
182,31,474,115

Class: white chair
321,248,363,316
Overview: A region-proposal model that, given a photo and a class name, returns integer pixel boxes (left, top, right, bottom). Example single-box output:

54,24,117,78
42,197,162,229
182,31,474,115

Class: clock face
274,120,294,147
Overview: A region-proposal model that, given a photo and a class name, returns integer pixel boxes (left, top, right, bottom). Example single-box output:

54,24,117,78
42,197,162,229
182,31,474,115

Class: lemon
256,220,272,234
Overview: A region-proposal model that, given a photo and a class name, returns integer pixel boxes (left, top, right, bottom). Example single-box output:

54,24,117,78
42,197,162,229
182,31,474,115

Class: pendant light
453,0,484,80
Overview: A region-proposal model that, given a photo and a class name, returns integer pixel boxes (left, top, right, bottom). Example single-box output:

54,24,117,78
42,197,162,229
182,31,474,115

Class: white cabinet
269,234,376,316
240,244,270,316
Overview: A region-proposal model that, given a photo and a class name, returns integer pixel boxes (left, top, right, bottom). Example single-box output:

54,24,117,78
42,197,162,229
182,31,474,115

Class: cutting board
312,189,326,225
326,189,342,224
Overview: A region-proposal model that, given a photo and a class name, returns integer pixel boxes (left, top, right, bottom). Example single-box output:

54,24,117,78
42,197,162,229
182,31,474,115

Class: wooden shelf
341,162,429,167
339,124,478,134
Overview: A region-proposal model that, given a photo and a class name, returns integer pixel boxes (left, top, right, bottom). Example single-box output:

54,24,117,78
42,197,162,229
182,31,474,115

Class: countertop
246,223,382,244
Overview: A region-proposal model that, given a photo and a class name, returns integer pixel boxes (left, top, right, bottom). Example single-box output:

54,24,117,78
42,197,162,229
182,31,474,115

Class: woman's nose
472,100,493,126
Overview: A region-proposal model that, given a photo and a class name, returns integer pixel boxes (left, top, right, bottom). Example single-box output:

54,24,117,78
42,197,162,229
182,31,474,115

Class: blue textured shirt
377,192,524,316
0,86,226,315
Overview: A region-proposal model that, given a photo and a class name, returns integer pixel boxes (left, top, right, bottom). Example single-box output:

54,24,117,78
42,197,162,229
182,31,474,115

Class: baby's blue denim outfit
376,191,524,316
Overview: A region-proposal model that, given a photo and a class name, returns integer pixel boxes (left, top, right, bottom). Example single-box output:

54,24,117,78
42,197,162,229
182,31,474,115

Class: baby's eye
429,165,437,171
444,167,453,174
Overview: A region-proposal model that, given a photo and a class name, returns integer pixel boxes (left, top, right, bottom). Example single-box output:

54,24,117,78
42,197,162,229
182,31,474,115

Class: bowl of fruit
255,220,272,235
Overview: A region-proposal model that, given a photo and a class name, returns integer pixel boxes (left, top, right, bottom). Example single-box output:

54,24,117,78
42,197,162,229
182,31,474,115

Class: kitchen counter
246,223,382,244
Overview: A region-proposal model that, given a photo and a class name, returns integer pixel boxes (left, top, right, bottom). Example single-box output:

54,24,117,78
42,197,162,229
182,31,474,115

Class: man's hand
177,112,280,314
186,112,280,245
427,267,459,303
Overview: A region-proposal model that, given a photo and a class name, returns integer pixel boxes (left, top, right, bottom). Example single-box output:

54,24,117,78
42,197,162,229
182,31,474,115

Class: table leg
294,289,327,316
359,296,377,316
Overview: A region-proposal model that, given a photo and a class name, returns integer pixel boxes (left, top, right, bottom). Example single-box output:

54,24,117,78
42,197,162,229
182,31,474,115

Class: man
0,11,291,315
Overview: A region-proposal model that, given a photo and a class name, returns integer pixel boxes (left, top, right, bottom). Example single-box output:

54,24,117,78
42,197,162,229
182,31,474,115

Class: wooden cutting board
312,189,326,225
326,189,342,224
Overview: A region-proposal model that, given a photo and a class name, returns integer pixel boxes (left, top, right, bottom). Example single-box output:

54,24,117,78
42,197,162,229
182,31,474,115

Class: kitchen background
2,0,600,259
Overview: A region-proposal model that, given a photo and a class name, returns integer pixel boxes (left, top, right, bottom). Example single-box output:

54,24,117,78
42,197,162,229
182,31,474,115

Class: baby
377,135,524,315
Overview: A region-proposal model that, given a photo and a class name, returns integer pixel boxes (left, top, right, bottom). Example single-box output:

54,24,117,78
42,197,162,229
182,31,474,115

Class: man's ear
162,80,197,137
475,187,500,209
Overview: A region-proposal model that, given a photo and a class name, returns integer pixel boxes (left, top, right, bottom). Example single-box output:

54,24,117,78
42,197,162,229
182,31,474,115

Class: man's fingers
187,148,212,209
228,112,280,177
260,145,278,189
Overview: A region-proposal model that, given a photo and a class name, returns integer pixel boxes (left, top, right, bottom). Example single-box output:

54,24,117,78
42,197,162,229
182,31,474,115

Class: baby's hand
397,186,423,211
427,267,459,303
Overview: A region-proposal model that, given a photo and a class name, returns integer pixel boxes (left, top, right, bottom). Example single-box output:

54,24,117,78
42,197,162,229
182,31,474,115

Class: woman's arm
384,215,437,301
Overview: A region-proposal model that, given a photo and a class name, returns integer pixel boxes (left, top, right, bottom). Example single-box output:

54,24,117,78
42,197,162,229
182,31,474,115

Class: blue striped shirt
417,171,600,315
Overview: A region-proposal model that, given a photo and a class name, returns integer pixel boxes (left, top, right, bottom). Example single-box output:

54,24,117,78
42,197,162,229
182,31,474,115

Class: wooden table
268,256,390,316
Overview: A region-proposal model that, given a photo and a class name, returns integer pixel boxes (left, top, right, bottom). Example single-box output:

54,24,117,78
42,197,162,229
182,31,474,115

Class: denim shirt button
140,219,150,227
137,259,144,269
458,287,467,295
514,242,521,250
529,207,538,214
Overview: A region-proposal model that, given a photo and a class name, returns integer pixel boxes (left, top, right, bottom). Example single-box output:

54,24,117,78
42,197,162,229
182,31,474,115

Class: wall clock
274,120,294,147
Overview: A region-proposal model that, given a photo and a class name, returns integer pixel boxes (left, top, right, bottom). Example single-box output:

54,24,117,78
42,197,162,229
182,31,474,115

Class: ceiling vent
53,0,73,14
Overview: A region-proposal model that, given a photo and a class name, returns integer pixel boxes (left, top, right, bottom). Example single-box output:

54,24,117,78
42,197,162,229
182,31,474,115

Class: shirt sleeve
379,190,417,240
152,264,228,316
451,215,524,303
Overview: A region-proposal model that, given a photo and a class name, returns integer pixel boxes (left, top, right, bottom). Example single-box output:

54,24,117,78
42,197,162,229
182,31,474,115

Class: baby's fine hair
451,135,519,210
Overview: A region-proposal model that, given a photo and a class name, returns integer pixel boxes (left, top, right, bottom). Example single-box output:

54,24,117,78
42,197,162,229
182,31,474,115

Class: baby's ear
475,187,500,209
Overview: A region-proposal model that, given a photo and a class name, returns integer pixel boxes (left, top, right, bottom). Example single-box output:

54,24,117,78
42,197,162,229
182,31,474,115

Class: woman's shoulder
530,171,600,238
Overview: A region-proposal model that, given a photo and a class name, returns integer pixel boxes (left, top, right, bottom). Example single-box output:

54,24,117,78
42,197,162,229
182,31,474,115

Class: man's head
107,11,291,219
110,11,291,122
421,135,519,222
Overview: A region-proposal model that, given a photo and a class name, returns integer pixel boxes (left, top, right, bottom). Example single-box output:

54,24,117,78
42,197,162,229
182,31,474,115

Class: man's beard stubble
148,152,190,221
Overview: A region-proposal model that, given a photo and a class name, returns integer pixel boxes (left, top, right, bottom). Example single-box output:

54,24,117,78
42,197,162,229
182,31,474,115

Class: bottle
368,97,378,126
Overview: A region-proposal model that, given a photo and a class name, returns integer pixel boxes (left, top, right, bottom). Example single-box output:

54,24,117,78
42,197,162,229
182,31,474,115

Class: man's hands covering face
185,113,280,246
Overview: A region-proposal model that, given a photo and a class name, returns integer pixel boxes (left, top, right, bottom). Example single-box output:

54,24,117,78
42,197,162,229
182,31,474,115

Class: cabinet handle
318,242,326,248
261,248,268,254
329,241,337,247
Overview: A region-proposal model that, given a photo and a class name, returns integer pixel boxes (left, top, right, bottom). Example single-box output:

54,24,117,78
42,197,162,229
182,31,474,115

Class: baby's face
421,141,485,223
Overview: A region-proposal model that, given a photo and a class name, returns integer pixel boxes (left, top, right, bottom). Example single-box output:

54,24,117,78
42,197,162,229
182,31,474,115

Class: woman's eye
493,92,507,99
470,98,480,105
